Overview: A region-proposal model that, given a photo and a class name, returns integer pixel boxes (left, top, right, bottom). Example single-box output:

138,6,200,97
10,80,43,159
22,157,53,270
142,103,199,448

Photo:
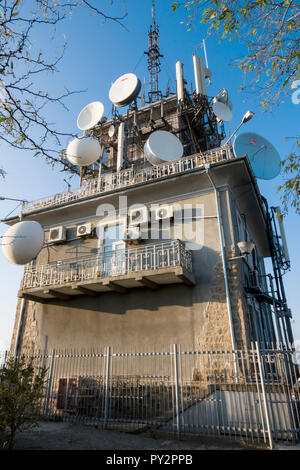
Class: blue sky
0,0,299,350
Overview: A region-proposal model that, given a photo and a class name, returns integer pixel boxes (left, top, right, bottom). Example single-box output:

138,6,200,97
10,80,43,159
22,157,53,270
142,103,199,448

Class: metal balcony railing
21,240,193,290
21,146,233,215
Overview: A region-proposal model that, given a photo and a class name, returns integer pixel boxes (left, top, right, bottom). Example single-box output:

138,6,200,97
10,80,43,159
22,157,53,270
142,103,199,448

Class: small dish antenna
212,88,233,122
109,73,141,107
234,132,281,180
66,136,102,166
144,130,183,165
108,124,116,138
77,101,104,130
2,221,44,265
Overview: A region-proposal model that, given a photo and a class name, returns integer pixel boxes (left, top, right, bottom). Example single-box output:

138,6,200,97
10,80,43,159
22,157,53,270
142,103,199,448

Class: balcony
21,146,233,215
19,240,195,303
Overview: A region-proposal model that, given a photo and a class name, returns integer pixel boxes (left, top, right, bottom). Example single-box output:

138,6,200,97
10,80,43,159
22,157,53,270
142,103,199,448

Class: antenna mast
145,0,163,103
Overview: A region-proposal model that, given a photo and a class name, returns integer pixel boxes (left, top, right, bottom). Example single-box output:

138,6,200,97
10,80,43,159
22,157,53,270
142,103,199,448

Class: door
100,224,125,277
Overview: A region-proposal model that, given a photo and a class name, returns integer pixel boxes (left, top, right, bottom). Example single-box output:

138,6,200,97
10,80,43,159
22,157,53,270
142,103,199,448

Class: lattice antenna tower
144,0,163,103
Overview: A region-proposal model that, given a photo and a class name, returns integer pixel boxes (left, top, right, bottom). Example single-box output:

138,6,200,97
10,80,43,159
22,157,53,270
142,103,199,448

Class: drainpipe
205,165,237,351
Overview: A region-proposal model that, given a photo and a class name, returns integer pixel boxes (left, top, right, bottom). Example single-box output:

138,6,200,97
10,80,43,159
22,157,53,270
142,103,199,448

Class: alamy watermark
291,80,300,105
95,196,205,250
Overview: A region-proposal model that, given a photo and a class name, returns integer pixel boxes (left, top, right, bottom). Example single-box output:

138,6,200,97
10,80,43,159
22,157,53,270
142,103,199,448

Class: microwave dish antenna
2,221,44,265
144,130,183,165
66,136,102,167
212,88,233,122
77,101,104,130
234,132,281,180
109,73,141,107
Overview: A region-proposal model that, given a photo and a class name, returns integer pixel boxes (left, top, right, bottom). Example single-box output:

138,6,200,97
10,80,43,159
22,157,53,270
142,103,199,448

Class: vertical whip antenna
144,0,163,103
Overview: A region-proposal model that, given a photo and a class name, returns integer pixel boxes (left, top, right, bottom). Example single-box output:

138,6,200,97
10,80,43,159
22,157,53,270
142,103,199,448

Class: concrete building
2,15,294,357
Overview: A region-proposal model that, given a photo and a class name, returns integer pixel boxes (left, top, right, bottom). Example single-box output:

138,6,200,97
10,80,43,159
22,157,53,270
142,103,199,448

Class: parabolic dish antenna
109,73,141,107
144,130,184,165
234,132,281,180
66,136,101,166
77,101,104,130
2,221,44,265
108,124,116,138
212,88,233,122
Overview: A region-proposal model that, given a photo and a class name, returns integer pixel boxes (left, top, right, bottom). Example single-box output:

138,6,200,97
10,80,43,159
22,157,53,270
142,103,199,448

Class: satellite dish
234,132,281,180
109,73,141,107
108,124,116,138
77,101,104,130
2,221,44,265
144,130,184,165
212,88,233,122
66,136,101,166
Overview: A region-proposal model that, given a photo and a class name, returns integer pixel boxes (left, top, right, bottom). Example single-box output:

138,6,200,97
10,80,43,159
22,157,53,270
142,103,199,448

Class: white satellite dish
2,221,44,265
212,88,233,122
109,73,141,107
108,124,116,138
234,132,281,180
77,101,104,131
66,136,101,166
144,130,184,165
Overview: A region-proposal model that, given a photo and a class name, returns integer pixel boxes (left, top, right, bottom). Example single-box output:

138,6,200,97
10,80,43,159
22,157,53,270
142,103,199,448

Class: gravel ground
2,421,297,451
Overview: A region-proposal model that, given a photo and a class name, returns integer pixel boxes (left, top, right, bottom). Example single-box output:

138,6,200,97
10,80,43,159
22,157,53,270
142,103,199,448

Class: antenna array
144,0,163,103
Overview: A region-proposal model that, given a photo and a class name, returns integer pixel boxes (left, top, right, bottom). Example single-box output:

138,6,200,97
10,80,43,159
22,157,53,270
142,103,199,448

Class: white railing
22,146,233,214
21,240,193,290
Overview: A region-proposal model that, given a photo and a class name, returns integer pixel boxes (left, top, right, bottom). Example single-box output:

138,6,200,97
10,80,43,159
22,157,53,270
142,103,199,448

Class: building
3,10,294,357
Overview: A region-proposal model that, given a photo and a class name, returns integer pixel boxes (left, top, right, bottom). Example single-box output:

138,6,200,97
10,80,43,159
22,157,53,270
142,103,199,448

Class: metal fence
21,240,193,290
1,344,299,449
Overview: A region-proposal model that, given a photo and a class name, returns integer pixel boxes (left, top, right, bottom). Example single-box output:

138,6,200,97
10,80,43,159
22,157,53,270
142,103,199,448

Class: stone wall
10,299,44,356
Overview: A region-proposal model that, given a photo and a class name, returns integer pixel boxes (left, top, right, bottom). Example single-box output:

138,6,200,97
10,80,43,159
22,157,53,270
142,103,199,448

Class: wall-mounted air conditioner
154,205,174,221
77,223,93,237
128,206,148,226
48,226,66,244
123,226,141,245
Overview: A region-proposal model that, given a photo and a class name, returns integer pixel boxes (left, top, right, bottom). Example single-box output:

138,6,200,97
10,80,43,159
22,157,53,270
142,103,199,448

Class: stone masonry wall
196,250,250,352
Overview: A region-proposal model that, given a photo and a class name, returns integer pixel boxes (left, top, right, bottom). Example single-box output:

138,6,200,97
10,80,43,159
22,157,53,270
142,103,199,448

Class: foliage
0,0,127,169
0,356,47,450
171,1,300,214
171,1,299,107
278,138,300,215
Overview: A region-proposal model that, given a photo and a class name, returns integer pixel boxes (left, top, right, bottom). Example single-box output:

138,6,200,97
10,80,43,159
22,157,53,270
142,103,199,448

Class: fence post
255,342,274,450
173,344,181,440
45,349,55,416
104,346,111,429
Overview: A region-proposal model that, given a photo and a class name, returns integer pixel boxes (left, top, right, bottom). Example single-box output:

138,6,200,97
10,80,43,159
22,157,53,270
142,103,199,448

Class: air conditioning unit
123,226,141,245
249,270,261,289
154,205,174,221
48,226,66,244
129,206,148,226
77,223,93,237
